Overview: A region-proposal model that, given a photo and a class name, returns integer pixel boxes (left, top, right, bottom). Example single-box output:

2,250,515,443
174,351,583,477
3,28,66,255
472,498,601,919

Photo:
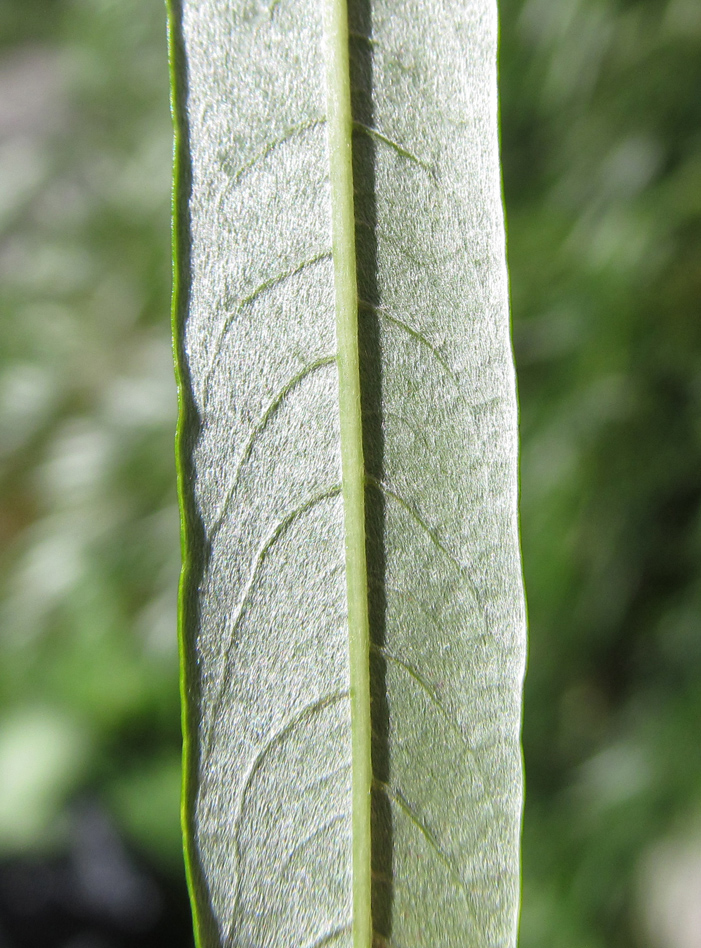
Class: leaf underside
169,0,526,946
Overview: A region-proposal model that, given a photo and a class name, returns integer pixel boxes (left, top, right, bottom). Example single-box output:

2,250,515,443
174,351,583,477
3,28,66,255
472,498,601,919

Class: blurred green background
0,0,699,945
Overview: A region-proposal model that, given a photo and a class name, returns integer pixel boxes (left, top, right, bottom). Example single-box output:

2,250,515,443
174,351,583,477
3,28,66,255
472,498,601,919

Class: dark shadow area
168,3,218,945
0,802,194,948
347,1,393,940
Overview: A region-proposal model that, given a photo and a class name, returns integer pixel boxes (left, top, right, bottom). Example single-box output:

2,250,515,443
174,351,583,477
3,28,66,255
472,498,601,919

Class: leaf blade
352,1,526,942
168,0,526,945
171,1,353,944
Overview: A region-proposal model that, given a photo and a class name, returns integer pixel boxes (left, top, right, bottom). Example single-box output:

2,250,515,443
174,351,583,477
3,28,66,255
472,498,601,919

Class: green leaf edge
166,2,209,945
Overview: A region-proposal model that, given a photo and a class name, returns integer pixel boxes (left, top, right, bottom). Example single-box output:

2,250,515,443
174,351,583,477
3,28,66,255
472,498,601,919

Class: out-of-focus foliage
0,0,180,871
500,0,701,945
0,0,700,944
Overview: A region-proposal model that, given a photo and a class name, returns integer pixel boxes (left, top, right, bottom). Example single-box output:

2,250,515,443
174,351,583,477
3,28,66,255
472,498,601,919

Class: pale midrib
322,1,373,947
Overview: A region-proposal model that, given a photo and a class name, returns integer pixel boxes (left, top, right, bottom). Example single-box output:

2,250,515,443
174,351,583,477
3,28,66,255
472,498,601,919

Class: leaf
168,0,526,946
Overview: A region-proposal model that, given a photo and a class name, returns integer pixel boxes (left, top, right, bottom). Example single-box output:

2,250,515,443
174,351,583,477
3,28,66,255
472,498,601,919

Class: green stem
322,2,372,946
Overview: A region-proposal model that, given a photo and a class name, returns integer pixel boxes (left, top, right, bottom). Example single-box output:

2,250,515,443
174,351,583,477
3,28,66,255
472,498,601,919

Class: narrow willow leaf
168,0,526,945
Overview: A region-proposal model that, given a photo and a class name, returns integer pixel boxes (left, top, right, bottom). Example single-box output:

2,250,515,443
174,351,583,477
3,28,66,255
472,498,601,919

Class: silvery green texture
352,2,525,945
177,1,352,945
172,0,525,945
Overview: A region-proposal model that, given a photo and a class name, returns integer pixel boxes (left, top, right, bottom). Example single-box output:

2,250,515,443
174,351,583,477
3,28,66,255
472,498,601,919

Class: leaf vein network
352,121,434,176
367,577,479,645
202,250,333,403
369,643,479,757
358,298,458,385
365,476,483,611
204,486,343,750
280,813,349,874
301,922,354,948
208,355,337,538
226,690,351,943
229,118,327,186
372,779,474,912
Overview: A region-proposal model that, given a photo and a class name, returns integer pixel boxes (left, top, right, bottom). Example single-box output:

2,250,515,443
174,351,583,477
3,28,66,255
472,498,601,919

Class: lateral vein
322,2,372,947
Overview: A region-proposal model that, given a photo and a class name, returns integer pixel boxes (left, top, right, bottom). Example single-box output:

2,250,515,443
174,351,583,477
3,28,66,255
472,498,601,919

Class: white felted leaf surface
169,0,526,945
